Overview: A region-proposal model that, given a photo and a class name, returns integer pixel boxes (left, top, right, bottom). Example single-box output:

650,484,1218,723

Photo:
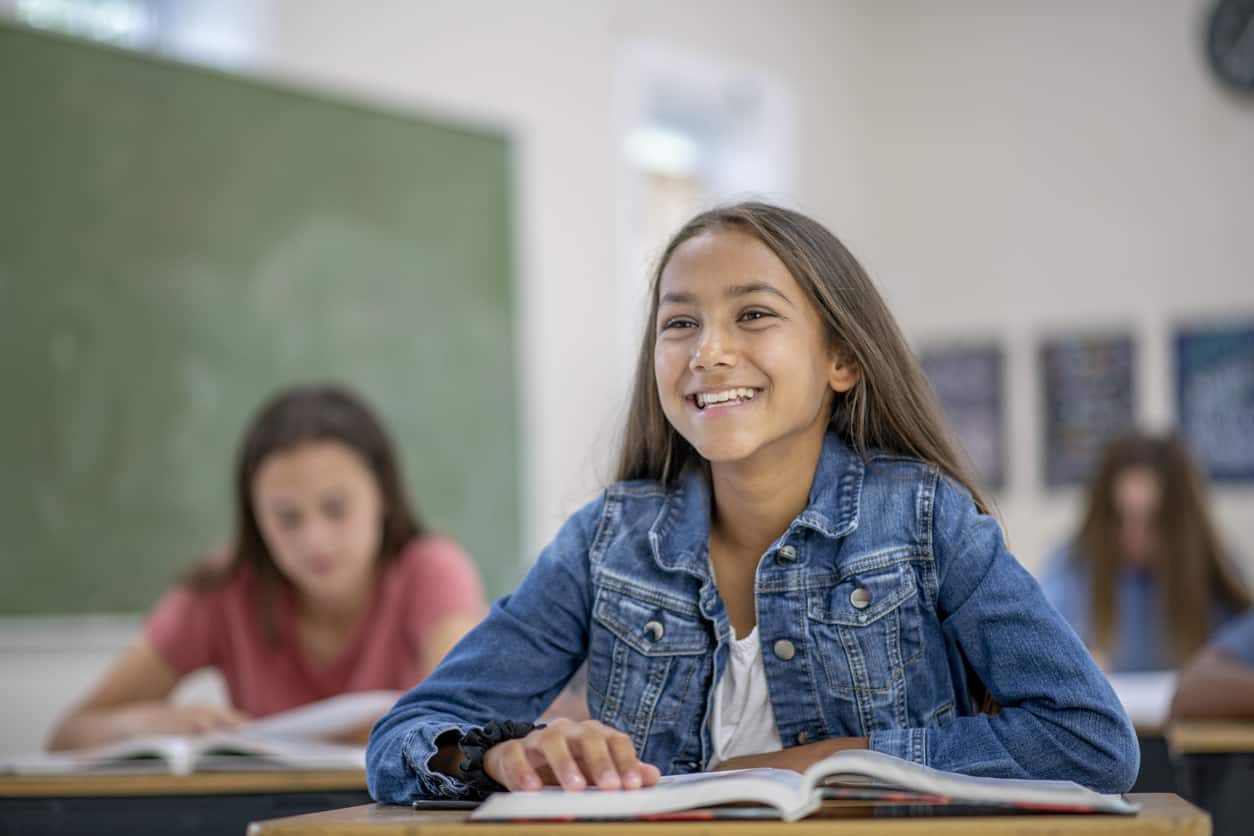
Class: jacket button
773,639,796,660
775,545,797,565
850,587,871,609
796,731,811,744
643,620,664,642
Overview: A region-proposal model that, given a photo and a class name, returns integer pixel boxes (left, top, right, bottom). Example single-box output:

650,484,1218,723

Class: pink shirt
145,537,485,718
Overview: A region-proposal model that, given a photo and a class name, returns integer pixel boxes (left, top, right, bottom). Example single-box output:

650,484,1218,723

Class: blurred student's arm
407,537,486,678
326,611,483,747
419,612,484,675
1171,610,1254,722
46,637,248,751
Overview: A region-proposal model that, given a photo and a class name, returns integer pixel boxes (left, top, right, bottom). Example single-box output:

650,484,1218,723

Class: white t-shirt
706,624,783,769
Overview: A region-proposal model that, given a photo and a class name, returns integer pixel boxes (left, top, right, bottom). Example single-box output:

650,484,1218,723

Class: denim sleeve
1214,608,1254,667
366,494,603,802
868,476,1139,794
1037,547,1087,638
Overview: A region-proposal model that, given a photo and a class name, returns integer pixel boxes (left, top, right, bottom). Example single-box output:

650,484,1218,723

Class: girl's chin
688,437,762,466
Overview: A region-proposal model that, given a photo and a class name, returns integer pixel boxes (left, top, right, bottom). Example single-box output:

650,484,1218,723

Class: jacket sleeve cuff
868,726,927,766
403,723,479,799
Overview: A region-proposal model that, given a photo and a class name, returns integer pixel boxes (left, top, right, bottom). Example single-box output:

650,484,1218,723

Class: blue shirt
1214,609,1254,667
367,432,1138,800
1040,548,1240,672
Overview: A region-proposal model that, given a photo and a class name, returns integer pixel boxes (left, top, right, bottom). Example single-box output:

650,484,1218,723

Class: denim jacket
367,433,1138,801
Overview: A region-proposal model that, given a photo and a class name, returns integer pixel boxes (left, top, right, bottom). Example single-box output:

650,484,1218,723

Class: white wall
833,0,1254,576
2,0,1252,756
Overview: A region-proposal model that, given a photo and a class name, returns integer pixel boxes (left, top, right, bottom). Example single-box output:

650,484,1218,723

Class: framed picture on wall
919,343,1006,490
1039,333,1136,487
1175,321,1254,482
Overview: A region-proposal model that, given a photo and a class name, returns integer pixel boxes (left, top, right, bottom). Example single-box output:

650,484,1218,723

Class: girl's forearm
47,702,158,751
47,700,248,751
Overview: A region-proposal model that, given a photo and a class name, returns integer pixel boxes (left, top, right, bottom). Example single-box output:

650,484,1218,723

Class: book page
0,735,189,775
471,768,818,822
193,735,366,772
0,696,386,776
804,750,1138,814
235,690,399,740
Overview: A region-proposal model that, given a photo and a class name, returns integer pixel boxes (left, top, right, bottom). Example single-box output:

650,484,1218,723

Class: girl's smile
688,386,762,414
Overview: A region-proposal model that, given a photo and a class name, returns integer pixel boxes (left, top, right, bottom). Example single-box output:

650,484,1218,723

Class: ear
828,352,860,394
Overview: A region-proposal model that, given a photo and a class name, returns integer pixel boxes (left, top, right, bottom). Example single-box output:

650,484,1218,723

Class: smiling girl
367,203,1138,800
48,385,485,750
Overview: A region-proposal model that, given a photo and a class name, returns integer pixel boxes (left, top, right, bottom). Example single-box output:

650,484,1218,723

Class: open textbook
2,690,398,776
470,749,1140,822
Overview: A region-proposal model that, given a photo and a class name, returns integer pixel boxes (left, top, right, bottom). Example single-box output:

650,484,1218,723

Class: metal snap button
850,587,871,609
796,731,811,745
643,620,664,642
773,639,796,660
776,545,797,565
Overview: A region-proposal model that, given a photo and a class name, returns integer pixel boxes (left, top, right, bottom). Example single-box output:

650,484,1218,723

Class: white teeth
695,388,757,408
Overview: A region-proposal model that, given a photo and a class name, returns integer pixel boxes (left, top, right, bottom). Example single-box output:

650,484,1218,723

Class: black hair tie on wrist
458,720,546,796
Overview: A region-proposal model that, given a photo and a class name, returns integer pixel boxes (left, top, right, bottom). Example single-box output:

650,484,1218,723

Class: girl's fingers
486,740,542,792
533,728,587,791
604,730,643,789
486,721,655,792
572,731,620,790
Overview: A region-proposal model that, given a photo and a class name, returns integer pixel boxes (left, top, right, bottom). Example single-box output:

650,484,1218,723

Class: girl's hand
482,718,662,792
117,702,251,737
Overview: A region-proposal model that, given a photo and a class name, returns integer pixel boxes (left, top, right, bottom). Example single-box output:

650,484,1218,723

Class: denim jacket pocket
806,561,925,696
587,584,710,750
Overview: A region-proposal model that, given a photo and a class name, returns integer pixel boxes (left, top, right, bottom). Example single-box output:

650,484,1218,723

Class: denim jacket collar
647,431,865,580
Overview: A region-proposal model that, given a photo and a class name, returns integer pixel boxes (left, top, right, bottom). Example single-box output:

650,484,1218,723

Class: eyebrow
659,282,793,306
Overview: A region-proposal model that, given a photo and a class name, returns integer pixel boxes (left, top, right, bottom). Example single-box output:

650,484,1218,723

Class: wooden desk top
1168,721,1254,754
247,794,1208,836
0,769,367,797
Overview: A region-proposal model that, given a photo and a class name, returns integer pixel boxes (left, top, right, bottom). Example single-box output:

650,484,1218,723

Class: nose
295,515,334,553
690,324,735,372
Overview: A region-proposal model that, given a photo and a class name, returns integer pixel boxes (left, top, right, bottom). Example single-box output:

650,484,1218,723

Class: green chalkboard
0,23,519,614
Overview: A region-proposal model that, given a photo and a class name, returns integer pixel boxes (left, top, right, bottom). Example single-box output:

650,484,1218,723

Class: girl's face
654,229,857,472
252,440,384,605
1112,466,1161,567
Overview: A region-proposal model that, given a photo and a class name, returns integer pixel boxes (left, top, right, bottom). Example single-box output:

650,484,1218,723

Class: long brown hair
1079,431,1249,665
614,202,990,515
182,384,424,639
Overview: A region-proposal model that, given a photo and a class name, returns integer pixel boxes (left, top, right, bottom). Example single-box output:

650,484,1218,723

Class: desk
1168,722,1254,836
1167,723,1254,754
0,770,370,836
248,794,1207,836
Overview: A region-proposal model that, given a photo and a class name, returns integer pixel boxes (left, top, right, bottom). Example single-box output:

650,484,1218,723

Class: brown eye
322,498,348,521
275,510,302,530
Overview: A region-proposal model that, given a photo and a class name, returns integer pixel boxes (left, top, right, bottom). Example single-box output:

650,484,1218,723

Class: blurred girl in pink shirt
48,384,486,750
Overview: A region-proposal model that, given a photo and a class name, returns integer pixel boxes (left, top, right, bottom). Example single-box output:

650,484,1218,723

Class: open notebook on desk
470,750,1140,823
1104,670,1177,732
2,690,397,776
